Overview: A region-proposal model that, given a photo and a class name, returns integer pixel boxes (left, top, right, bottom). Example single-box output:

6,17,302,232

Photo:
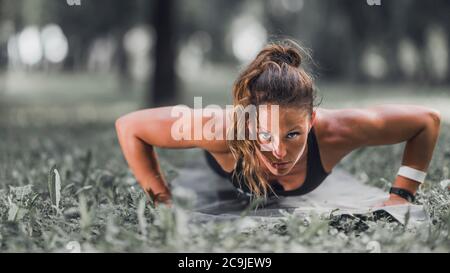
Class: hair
226,39,318,201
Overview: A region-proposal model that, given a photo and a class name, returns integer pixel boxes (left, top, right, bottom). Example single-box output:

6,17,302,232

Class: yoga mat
169,152,429,227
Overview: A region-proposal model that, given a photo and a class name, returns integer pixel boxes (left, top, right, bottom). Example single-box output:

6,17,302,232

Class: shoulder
314,107,382,147
312,108,373,171
313,108,349,147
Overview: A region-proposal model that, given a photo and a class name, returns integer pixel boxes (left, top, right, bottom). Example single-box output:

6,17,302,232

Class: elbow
115,115,132,139
426,109,441,129
421,109,441,139
115,116,124,136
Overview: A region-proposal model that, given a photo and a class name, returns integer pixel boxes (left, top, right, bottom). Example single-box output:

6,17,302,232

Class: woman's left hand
376,194,411,207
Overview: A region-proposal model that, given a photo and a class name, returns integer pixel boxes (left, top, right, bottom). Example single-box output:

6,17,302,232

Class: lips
271,161,291,168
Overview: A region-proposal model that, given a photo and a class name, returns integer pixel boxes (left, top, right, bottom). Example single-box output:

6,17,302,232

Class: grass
0,122,449,252
0,71,449,252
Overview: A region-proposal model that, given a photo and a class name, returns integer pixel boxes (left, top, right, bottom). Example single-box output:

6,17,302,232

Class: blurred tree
108,0,136,90
409,0,450,84
0,0,23,30
51,0,136,72
178,0,243,64
0,0,448,85
148,0,178,106
0,0,21,71
0,0,5,70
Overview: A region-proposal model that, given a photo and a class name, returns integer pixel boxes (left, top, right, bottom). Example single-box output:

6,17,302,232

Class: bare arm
115,106,229,204
331,104,441,201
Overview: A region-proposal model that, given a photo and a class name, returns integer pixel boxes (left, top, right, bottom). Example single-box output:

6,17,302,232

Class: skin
115,104,441,207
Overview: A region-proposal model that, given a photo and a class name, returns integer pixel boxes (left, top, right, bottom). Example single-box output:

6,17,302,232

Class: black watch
389,187,415,203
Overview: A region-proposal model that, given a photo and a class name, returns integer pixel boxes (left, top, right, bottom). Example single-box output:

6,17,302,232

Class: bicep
115,106,229,152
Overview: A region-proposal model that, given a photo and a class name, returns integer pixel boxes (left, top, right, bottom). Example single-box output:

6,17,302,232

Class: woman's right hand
147,188,173,208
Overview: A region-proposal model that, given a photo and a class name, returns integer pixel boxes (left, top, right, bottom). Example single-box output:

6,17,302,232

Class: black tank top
204,127,331,198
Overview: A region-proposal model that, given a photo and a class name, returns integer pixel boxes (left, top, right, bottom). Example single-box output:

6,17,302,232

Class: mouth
270,161,291,169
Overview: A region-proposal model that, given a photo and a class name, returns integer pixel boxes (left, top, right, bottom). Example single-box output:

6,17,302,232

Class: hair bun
267,43,302,68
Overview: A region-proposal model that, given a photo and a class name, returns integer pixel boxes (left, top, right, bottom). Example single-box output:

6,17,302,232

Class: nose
272,139,287,160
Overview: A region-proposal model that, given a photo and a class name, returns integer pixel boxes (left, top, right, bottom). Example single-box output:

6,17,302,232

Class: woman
115,40,441,208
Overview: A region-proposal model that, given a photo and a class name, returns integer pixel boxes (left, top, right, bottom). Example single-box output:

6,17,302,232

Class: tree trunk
148,0,177,107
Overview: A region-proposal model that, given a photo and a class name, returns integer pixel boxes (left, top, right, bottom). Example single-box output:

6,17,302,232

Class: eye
258,132,272,143
287,132,300,139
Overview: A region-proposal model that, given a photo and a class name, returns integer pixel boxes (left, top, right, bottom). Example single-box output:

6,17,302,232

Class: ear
310,110,317,128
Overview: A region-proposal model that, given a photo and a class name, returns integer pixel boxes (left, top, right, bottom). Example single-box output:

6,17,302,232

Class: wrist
389,193,408,201
389,187,415,203
393,175,420,195
146,186,171,198
150,189,172,201
145,174,170,195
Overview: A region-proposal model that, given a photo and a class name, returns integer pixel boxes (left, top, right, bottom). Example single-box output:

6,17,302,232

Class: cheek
259,150,272,159
288,136,308,156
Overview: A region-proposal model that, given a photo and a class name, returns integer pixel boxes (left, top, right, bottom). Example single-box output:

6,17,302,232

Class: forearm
394,115,441,194
116,128,171,197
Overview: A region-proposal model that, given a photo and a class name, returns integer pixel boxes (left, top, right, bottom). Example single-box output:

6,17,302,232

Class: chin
268,165,292,176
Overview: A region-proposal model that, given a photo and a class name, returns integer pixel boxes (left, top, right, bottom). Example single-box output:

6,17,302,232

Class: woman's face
253,105,314,176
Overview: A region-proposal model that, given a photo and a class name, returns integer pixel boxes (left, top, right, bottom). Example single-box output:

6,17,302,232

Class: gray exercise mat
169,154,429,227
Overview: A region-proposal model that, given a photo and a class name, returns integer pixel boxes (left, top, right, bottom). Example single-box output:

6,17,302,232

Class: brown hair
226,39,318,200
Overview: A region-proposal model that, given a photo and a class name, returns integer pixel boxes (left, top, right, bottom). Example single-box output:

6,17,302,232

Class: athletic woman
115,40,441,208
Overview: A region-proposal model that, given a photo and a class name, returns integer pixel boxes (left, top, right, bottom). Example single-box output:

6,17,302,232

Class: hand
375,194,411,207
154,194,173,208
147,189,173,208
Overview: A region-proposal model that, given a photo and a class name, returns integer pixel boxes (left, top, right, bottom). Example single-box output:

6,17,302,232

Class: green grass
0,71,449,252
0,121,449,252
